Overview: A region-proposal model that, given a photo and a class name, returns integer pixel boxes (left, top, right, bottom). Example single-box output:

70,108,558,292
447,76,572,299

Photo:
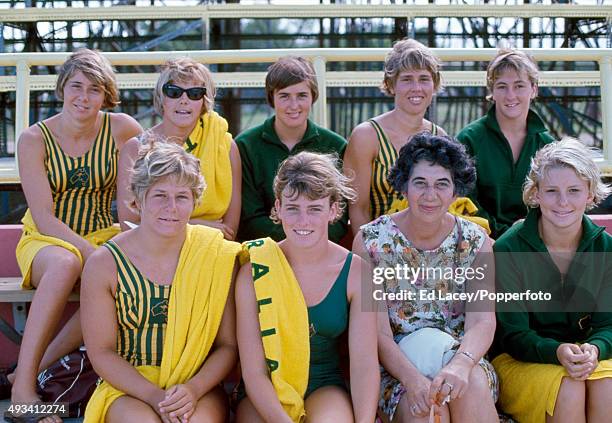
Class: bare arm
347,255,379,423
429,235,497,402
352,232,433,417
18,127,95,260
235,263,293,423
220,140,242,240
116,137,141,230
110,112,143,150
457,235,496,362
110,113,143,231
81,245,166,413
345,123,377,235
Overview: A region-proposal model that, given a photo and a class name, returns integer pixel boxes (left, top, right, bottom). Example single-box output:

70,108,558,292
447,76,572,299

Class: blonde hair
381,38,442,95
265,56,319,107
486,48,539,101
55,48,119,109
271,152,356,224
523,137,611,210
153,58,216,117
130,135,205,210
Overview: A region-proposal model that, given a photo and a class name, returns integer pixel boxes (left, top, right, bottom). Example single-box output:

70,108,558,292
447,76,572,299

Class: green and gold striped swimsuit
37,112,117,236
104,240,171,367
369,120,439,219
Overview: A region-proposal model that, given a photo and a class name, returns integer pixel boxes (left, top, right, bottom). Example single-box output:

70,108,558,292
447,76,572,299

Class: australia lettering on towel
245,239,279,373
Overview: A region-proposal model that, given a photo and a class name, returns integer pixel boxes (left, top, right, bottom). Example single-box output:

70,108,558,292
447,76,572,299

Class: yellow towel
187,111,233,221
16,210,119,288
84,225,240,422
386,196,491,234
493,353,612,423
242,238,310,423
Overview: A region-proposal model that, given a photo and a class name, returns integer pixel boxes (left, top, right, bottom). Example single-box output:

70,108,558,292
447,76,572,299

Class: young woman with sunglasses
117,58,241,240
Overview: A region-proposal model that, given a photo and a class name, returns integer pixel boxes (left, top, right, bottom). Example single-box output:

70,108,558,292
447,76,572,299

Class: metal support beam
202,16,210,50
1,4,611,23
600,56,612,165
312,56,327,128
12,302,27,335
15,60,30,171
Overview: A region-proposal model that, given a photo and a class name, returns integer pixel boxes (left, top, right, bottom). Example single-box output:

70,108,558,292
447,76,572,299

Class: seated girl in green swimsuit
235,152,379,423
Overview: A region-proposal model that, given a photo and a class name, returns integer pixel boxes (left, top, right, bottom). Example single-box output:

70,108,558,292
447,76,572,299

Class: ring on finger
443,381,454,391
411,404,418,414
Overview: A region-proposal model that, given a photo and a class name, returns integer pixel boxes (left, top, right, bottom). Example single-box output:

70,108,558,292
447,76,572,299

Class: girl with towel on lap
235,152,379,423
5,48,141,421
81,140,240,423
492,138,612,423
117,57,241,240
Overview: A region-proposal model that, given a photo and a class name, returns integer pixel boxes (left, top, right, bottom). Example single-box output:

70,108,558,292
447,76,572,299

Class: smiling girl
236,56,348,243
117,58,241,240
457,49,555,238
492,138,612,423
235,152,379,423
344,39,447,234
4,48,142,420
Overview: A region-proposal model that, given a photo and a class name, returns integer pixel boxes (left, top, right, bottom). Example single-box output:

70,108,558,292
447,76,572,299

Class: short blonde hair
55,48,119,109
265,56,319,107
486,48,539,101
523,137,611,210
271,152,356,224
153,58,216,117
381,38,442,95
130,135,205,210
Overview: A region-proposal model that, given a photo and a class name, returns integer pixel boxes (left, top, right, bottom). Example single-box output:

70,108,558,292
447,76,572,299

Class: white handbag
397,327,458,379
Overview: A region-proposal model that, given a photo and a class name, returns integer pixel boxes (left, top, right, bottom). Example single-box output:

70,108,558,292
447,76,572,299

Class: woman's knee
586,377,612,407
556,377,586,410
32,247,82,286
189,386,228,423
106,395,161,423
459,365,493,400
305,386,353,422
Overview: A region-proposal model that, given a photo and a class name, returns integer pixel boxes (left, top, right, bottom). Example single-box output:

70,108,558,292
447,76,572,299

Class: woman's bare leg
586,377,612,423
106,395,161,423
10,246,81,404
546,377,585,423
304,385,353,423
448,365,497,423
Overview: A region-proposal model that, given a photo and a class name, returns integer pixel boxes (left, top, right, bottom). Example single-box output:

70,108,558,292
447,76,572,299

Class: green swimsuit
305,252,352,396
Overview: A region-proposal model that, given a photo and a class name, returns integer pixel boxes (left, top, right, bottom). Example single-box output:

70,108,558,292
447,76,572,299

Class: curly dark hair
387,132,476,196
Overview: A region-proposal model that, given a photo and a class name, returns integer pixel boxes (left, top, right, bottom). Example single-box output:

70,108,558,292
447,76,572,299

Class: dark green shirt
493,208,612,364
236,116,348,242
457,106,555,238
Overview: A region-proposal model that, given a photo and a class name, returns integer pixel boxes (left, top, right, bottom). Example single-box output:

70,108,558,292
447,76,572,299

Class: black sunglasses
162,83,207,101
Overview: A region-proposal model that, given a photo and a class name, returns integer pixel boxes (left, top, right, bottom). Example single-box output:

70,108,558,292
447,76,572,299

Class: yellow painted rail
0,47,611,181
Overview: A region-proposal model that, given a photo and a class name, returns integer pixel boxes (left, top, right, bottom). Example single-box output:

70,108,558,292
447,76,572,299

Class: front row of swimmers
7,131,612,423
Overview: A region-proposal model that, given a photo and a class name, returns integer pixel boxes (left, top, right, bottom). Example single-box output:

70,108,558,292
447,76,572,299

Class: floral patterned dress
361,214,499,420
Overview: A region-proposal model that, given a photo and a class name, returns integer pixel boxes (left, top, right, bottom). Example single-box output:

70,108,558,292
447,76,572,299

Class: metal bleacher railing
0,3,612,183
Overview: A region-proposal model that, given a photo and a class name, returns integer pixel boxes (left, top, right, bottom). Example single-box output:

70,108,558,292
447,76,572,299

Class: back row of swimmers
1,39,610,423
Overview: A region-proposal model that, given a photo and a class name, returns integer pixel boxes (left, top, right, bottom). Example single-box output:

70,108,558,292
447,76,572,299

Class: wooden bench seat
0,277,79,303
